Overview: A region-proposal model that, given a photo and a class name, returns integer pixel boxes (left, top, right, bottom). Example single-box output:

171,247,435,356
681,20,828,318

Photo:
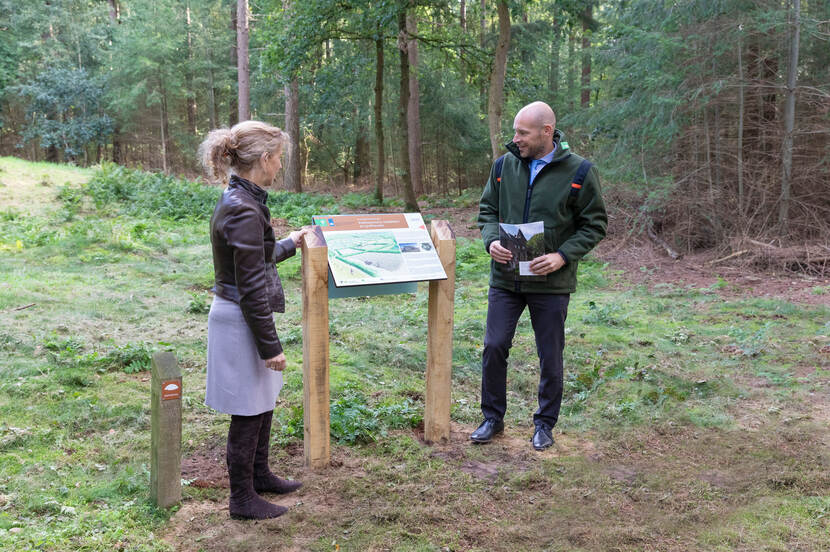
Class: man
472,101,607,450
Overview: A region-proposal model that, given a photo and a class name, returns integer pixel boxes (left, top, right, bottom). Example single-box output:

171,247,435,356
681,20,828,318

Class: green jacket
478,130,607,294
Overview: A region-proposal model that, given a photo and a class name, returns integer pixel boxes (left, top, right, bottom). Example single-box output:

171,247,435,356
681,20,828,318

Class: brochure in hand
498,221,545,281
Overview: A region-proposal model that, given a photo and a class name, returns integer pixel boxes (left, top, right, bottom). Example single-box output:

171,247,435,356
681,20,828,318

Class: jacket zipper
519,162,533,293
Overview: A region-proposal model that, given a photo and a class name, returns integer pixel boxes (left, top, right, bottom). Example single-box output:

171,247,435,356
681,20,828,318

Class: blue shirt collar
535,146,556,165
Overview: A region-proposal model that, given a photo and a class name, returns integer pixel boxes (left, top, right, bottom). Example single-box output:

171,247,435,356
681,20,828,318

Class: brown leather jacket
210,175,296,359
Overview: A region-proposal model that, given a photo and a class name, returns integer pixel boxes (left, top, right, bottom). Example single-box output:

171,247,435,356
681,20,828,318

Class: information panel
311,213,447,288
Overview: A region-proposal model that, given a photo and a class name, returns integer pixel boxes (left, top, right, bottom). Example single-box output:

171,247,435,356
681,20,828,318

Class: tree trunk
374,36,386,204
406,12,423,196
479,0,486,109
107,0,121,163
779,0,800,235
229,4,239,127
107,0,119,23
567,31,576,111
236,0,250,122
207,49,218,130
458,0,467,82
398,7,419,211
549,18,561,103
299,134,309,185
284,77,302,192
487,0,510,161
737,28,745,215
159,81,169,173
759,46,778,156
580,3,592,108
185,1,197,135
354,119,369,181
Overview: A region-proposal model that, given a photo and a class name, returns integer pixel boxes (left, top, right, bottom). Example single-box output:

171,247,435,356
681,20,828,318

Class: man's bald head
511,101,557,159
515,101,556,129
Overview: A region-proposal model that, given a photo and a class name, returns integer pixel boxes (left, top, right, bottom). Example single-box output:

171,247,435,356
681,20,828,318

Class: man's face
512,113,553,159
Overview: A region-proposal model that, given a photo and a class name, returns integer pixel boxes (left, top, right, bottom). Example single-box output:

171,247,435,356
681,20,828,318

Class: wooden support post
150,351,182,508
301,225,331,468
425,220,456,444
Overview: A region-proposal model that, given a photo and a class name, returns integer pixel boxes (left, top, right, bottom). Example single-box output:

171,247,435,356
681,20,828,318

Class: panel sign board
311,213,447,288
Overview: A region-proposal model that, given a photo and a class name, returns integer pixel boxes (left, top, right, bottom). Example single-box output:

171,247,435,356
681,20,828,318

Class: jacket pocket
543,225,559,254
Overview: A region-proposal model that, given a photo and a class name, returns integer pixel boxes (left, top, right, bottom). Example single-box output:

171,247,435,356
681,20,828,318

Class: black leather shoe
470,419,504,443
531,424,554,451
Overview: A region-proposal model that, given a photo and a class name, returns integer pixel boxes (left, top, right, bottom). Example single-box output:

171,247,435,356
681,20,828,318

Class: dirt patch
606,465,639,484
165,445,368,552
594,236,830,307
420,422,597,483
181,439,228,489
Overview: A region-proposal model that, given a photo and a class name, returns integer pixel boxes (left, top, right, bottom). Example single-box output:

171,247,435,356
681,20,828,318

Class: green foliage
186,291,211,314
341,191,383,209
267,190,338,228
581,299,628,326
276,386,422,446
15,67,112,159
43,334,155,375
0,211,60,249
577,258,609,289
728,322,774,357
83,163,219,220
455,238,490,281
563,353,712,420
55,183,84,220
330,388,422,445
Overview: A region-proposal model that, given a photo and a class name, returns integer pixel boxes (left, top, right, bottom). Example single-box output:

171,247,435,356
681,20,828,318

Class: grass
0,156,829,551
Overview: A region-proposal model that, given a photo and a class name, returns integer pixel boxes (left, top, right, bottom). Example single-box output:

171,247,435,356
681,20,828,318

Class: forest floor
1,160,828,551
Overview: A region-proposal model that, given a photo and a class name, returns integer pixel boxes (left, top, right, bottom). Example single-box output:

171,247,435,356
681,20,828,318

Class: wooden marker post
425,220,456,444
301,225,331,469
150,351,182,508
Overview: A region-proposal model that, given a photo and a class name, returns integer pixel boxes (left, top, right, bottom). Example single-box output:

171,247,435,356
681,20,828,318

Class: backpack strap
566,159,592,209
494,154,506,183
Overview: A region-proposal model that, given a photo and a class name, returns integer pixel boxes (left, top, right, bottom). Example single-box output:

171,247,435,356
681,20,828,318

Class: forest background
1,0,829,263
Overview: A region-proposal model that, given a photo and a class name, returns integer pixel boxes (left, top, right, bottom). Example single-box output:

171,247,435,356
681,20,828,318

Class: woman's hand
265,352,287,371
288,228,311,246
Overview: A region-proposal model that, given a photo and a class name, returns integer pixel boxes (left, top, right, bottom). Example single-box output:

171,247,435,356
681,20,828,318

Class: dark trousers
481,286,570,428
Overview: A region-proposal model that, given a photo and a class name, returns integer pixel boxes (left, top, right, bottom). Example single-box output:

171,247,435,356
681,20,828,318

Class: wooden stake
301,225,330,468
425,220,456,444
150,352,181,508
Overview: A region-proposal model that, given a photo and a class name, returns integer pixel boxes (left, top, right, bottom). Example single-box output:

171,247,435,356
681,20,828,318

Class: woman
199,120,307,520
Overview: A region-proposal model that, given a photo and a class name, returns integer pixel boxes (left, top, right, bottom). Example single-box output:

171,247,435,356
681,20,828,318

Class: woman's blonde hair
198,120,288,182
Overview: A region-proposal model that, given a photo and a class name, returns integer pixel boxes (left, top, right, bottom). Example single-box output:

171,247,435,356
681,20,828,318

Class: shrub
268,190,338,228
82,163,219,221
275,386,422,445
43,335,155,374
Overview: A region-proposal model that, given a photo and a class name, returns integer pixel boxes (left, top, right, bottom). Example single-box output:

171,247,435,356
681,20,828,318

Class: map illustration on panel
311,213,448,287
324,231,405,282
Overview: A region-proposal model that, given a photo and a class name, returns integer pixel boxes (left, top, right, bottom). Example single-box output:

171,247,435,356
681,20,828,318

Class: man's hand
265,352,287,372
529,252,565,275
488,241,513,264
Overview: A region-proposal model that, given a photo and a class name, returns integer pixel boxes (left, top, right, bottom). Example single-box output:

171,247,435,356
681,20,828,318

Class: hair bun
222,133,239,159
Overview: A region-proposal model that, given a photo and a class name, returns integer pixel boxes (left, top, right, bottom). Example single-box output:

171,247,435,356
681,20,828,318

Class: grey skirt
205,295,283,416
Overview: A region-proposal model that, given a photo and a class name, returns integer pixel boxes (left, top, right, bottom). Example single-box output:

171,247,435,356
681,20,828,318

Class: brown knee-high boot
253,410,302,494
227,413,287,520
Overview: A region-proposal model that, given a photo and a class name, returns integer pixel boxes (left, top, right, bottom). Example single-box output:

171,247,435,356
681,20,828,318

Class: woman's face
261,148,283,186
